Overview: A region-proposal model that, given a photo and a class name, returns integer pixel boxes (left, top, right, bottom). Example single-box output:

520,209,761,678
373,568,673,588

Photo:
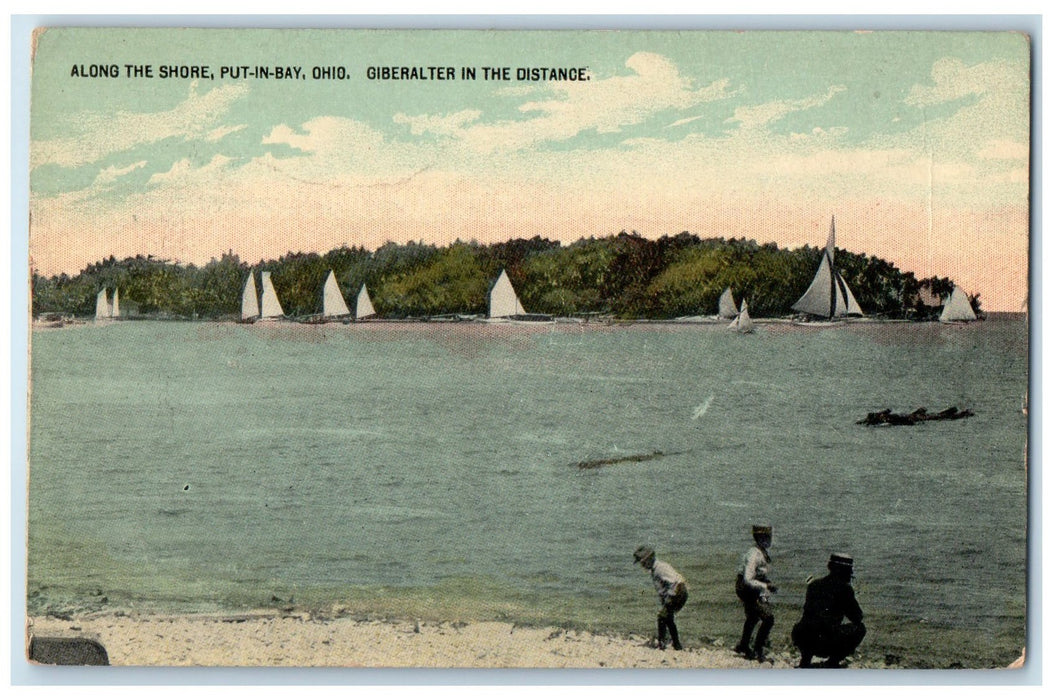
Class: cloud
147,154,233,187
206,124,248,142
260,116,435,182
400,52,737,153
977,140,1029,160
905,57,994,107
726,85,847,131
392,109,482,137
892,57,1030,169
32,81,249,169
92,160,148,187
667,115,706,128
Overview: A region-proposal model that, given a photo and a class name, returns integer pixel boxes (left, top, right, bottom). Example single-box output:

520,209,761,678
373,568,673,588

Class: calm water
27,317,1028,667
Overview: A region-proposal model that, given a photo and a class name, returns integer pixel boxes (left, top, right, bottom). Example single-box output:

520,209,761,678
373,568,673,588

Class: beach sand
26,611,805,668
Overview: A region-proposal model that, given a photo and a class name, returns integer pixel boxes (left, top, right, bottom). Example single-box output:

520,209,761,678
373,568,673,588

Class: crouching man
792,553,866,668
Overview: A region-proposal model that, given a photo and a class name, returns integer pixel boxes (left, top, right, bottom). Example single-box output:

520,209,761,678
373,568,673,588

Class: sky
28,28,1030,311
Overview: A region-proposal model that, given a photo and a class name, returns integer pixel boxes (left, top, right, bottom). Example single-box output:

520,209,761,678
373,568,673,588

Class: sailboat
487,269,552,323
718,287,738,319
356,284,377,321
94,288,111,321
321,270,351,320
258,271,285,321
111,288,120,318
240,273,260,322
728,300,755,333
792,216,863,322
939,285,977,323
240,270,286,323
488,269,525,320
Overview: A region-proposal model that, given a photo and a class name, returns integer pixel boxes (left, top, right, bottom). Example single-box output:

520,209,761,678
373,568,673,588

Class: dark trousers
735,575,774,654
657,584,688,650
791,619,866,667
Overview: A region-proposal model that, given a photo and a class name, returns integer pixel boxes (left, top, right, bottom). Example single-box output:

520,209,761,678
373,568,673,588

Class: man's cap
752,524,773,536
828,553,854,569
633,546,655,562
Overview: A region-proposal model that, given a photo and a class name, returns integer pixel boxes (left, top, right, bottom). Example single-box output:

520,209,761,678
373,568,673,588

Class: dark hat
633,546,655,563
752,524,773,536
828,553,854,569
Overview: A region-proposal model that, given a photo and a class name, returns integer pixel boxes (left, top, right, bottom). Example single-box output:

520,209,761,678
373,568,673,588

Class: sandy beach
26,611,811,669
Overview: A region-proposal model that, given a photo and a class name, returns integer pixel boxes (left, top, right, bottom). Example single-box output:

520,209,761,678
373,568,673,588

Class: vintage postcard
25,27,1029,670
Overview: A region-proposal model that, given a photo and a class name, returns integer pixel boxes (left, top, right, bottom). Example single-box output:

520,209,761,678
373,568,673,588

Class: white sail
940,285,977,323
95,289,110,320
840,277,863,316
241,273,260,320
792,216,863,318
489,269,526,318
356,284,376,320
259,271,284,319
718,287,738,319
322,270,351,318
111,288,120,318
728,300,755,333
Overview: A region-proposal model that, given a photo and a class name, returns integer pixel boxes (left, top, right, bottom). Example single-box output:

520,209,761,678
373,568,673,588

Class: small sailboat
939,285,977,323
356,284,377,321
718,287,738,319
792,216,863,322
488,269,526,320
321,270,351,319
728,300,755,333
258,271,285,321
487,269,552,324
240,273,260,322
111,288,120,318
94,288,111,321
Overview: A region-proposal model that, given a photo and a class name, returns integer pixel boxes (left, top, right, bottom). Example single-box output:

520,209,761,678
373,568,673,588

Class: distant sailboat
939,285,977,323
95,289,111,321
258,271,285,320
728,300,755,333
321,270,351,319
792,216,863,320
487,269,552,323
718,287,738,319
241,273,260,322
489,269,526,319
111,288,120,318
356,284,376,321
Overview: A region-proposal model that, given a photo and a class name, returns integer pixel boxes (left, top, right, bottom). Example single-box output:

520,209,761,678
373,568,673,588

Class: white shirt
739,545,773,597
650,560,686,602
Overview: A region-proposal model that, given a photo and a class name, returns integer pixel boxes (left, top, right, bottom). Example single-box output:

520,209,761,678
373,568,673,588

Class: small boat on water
727,300,755,333
356,283,377,321
95,289,109,321
95,288,119,322
240,273,259,322
322,270,351,321
857,406,974,426
241,270,286,323
259,272,285,321
792,216,863,324
718,287,738,320
939,285,978,324
486,269,553,324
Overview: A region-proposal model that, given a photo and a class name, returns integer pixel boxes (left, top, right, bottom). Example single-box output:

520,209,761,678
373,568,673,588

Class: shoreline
30,312,1021,331
26,610,812,669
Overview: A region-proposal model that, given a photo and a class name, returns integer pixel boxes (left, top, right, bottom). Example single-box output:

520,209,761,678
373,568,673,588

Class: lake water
27,316,1028,668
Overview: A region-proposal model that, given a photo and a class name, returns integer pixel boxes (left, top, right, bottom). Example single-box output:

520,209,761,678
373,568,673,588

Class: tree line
31,232,977,320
